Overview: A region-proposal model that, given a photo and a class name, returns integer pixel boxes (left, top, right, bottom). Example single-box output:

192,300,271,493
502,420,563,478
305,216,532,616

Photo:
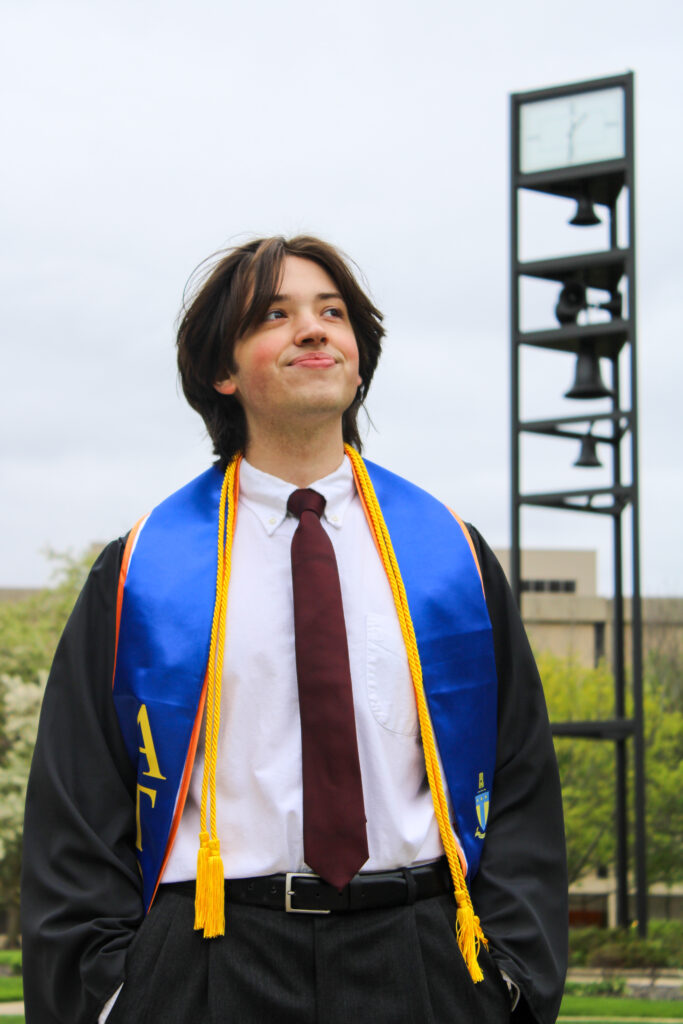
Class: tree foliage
0,549,97,683
642,664,683,885
0,672,47,917
539,655,616,884
0,548,97,944
538,649,683,886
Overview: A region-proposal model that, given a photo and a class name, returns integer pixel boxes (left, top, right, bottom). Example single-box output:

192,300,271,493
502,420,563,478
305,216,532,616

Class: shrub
569,923,683,969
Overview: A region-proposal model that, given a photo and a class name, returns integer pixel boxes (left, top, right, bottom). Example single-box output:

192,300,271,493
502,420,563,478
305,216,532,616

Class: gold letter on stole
136,784,157,851
137,704,166,779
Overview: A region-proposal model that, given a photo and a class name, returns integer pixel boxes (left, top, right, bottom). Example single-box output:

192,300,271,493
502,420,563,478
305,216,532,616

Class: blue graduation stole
113,458,498,910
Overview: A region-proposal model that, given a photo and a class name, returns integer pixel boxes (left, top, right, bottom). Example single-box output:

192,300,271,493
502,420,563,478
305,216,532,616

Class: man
22,236,567,1024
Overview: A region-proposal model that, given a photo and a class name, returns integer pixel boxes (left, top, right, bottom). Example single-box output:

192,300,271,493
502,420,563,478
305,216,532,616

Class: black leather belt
164,858,450,914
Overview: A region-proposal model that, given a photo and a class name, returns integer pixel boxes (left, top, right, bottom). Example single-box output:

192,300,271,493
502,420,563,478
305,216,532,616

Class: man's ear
214,377,237,396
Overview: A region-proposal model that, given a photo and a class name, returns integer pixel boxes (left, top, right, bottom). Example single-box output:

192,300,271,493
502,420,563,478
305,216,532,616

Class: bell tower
509,72,646,932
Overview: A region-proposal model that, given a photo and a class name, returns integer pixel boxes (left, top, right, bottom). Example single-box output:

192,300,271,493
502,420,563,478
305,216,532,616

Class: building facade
494,548,683,670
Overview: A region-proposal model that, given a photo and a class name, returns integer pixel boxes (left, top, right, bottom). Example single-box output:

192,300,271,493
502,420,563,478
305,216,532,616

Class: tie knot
287,488,326,521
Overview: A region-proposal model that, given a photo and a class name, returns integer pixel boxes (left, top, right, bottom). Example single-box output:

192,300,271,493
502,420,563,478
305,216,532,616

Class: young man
22,236,567,1024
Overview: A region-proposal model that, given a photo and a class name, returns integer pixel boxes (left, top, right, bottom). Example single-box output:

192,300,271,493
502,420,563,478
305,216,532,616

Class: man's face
214,255,361,443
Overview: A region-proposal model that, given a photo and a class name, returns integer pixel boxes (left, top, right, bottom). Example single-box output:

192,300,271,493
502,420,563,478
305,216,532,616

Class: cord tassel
203,838,226,937
455,903,486,982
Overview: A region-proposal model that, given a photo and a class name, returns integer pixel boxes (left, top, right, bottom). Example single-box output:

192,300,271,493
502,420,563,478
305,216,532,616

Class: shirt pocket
366,613,419,736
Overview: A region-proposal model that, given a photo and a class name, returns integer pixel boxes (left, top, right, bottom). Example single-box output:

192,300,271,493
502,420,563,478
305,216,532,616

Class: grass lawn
0,977,23,1002
560,995,683,1019
0,1017,24,1024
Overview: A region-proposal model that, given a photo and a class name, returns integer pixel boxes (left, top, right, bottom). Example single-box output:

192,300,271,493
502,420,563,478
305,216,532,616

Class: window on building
594,622,606,666
521,579,576,594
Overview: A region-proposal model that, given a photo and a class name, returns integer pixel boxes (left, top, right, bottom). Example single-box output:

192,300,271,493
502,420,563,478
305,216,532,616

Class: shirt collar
238,455,357,536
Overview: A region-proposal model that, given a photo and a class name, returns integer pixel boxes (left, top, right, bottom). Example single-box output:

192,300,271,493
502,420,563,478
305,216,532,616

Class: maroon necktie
287,488,369,890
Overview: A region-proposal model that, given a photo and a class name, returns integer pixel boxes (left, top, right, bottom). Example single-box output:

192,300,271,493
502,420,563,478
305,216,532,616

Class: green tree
0,548,97,683
0,548,97,947
0,671,47,947
642,662,683,885
538,654,616,884
537,650,683,888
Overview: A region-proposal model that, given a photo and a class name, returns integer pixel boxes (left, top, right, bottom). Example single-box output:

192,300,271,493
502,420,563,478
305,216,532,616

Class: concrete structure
494,548,683,670
569,874,683,927
0,588,38,602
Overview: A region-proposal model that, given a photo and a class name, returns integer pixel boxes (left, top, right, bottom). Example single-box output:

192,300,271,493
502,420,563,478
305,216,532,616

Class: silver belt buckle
285,872,331,914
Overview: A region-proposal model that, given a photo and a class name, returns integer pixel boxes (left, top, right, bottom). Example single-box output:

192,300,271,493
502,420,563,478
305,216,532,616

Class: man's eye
323,307,344,319
264,310,285,322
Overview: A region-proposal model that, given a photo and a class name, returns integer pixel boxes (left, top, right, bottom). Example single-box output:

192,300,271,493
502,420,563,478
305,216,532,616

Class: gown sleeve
466,526,568,1024
21,539,144,1024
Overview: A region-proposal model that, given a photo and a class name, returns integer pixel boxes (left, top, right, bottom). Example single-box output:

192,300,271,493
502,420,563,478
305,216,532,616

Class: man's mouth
289,354,336,368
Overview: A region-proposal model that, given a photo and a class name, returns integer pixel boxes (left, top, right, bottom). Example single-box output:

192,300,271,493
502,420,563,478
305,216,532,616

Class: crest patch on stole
475,771,489,839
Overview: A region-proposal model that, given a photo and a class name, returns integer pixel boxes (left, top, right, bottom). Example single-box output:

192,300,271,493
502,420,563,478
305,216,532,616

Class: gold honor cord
345,446,487,982
195,456,239,937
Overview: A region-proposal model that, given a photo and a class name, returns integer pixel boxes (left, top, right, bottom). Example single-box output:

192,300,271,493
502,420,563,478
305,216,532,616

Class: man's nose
293,314,327,346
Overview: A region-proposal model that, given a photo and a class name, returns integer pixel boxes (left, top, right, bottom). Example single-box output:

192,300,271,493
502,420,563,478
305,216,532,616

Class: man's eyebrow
269,291,344,302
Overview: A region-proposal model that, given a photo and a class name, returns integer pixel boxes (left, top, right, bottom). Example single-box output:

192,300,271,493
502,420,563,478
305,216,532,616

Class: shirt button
268,516,276,525
331,515,339,523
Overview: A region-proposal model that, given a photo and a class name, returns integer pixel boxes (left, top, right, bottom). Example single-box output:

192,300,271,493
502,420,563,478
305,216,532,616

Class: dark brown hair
176,235,385,465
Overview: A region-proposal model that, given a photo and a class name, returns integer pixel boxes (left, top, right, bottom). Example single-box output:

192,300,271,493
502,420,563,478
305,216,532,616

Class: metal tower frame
509,72,647,933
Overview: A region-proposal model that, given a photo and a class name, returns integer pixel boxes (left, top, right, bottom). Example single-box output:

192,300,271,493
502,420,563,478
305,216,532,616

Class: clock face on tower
519,86,625,174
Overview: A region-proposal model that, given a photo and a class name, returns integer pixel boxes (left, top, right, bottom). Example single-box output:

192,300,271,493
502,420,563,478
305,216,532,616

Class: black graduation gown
21,528,567,1024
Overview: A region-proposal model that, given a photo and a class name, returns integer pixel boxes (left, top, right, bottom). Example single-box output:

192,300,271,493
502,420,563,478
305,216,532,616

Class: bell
565,343,613,400
556,282,587,325
574,435,603,468
569,195,601,227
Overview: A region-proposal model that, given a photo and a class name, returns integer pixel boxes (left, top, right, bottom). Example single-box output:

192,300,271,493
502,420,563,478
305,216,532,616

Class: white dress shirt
163,454,447,880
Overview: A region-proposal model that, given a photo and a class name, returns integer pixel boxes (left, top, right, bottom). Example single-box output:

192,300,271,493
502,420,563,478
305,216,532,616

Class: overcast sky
2,0,682,595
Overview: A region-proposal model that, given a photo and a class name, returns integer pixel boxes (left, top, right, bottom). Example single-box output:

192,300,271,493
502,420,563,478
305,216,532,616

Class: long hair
176,236,385,465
